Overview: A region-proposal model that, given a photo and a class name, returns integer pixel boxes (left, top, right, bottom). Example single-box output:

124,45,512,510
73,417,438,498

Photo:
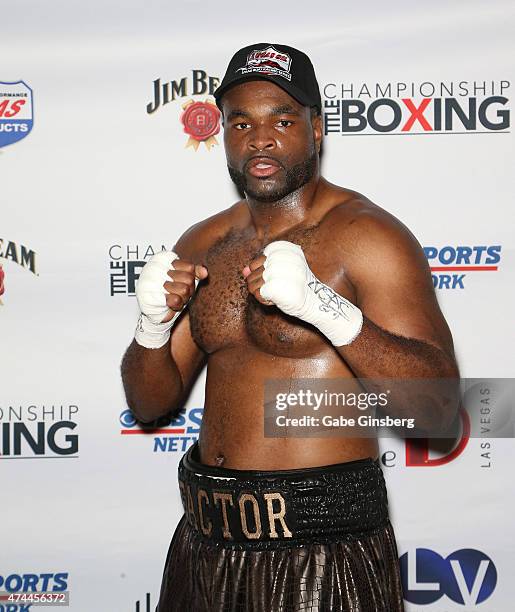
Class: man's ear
312,113,322,154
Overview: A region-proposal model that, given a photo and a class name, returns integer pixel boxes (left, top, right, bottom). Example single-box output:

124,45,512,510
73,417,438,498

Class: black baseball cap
214,43,321,114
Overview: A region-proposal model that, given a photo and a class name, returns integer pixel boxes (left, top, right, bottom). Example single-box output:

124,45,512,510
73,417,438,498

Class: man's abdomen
199,346,379,470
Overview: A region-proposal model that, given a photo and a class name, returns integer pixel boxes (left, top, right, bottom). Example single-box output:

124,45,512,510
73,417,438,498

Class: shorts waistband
178,442,389,549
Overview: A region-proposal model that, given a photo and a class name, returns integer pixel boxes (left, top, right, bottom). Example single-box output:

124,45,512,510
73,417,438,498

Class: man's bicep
354,226,455,356
170,311,206,394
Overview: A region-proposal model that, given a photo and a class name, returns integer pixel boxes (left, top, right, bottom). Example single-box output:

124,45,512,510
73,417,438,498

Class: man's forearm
337,316,460,431
338,316,457,378
121,340,183,423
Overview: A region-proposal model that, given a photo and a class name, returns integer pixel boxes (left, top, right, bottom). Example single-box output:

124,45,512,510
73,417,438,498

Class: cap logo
236,46,292,81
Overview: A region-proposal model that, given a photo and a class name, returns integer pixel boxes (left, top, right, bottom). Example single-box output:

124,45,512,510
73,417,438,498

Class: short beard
228,150,317,204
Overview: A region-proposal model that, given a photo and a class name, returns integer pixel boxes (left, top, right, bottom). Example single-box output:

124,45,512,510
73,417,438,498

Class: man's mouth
246,157,282,178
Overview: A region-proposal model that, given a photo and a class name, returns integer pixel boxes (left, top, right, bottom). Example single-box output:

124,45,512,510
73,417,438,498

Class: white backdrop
2,1,514,610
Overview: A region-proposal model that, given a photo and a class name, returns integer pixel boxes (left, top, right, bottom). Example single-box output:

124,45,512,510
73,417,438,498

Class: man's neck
245,176,323,242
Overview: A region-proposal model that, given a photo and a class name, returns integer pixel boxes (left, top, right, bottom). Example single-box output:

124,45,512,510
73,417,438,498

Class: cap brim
214,74,314,111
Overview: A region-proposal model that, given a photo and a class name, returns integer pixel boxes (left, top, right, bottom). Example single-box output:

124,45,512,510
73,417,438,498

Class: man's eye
278,120,292,127
234,122,250,130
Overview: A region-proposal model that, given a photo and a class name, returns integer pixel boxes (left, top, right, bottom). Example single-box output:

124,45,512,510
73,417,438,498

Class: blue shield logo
0,80,33,148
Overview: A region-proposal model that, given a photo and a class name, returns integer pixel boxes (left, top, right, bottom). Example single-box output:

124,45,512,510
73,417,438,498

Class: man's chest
188,225,355,357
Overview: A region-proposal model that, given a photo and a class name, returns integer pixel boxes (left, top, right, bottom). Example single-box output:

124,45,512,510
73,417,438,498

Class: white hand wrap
134,250,188,349
260,241,363,347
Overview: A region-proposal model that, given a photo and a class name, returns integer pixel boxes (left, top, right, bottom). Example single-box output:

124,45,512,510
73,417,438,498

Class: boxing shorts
156,442,404,611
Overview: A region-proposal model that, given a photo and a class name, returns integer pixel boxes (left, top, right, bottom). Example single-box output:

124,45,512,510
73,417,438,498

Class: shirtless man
121,43,459,612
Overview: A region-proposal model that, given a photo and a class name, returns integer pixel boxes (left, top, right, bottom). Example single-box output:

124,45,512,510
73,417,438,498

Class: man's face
221,80,322,203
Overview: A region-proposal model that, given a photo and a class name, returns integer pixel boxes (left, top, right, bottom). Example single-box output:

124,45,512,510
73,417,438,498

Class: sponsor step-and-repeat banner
2,2,514,611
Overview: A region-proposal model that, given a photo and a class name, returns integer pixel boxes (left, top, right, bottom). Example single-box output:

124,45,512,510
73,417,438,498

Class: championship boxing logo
0,81,33,148
322,79,510,135
424,244,501,289
120,406,202,453
108,243,172,296
0,404,79,458
236,46,293,82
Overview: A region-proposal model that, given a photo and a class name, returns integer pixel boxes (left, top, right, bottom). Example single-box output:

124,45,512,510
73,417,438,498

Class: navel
214,454,225,467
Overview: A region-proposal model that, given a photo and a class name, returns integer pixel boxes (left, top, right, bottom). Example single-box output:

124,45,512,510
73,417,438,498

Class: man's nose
248,126,275,151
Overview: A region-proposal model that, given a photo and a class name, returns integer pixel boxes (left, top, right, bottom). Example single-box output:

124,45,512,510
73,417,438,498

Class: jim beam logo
0,239,37,305
180,99,220,150
146,69,221,151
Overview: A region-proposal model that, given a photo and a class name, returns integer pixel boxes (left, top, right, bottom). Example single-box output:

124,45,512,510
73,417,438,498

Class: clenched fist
243,241,363,347
135,250,208,348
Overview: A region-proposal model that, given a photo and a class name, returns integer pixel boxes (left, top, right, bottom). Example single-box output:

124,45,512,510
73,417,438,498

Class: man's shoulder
324,185,420,253
173,200,247,260
321,184,428,284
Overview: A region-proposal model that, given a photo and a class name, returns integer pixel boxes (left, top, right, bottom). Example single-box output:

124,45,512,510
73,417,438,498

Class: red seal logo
180,99,221,151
